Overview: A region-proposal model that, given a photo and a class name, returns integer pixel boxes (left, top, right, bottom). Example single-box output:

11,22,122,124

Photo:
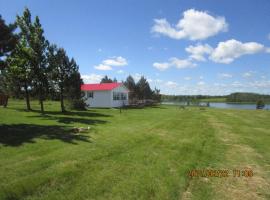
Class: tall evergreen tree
124,75,137,100
29,15,49,113
136,76,152,100
100,75,113,83
0,15,17,70
48,46,69,112
6,37,33,110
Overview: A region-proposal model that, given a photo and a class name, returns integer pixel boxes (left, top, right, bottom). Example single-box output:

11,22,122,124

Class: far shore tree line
162,92,269,109
99,75,161,103
0,8,83,112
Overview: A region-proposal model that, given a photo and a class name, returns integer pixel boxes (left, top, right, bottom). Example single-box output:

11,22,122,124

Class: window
87,92,93,98
113,92,127,100
121,93,127,100
113,92,120,100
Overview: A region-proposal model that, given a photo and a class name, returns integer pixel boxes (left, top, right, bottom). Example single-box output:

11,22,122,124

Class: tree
124,75,137,100
100,75,113,83
48,46,69,112
5,37,33,110
256,100,265,109
48,46,84,111
25,12,49,113
152,87,161,102
113,77,117,83
0,15,17,70
136,76,152,100
65,59,85,110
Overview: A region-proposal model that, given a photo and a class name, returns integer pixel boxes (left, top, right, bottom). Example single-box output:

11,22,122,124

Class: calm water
162,102,270,110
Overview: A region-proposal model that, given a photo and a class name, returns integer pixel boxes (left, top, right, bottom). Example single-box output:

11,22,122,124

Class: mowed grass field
0,100,270,200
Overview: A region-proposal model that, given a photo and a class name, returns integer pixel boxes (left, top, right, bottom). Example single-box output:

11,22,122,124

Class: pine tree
0,15,17,70
136,76,152,100
124,75,137,100
30,16,49,113
100,75,113,83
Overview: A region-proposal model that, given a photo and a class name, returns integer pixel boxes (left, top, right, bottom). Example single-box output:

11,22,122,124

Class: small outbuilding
81,83,129,108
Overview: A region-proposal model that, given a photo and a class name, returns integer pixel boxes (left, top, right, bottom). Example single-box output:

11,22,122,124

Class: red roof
81,83,123,91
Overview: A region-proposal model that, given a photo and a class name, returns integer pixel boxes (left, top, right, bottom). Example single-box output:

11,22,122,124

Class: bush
69,99,87,110
256,100,265,109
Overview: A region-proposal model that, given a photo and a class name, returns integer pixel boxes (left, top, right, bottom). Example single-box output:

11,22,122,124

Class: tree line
99,75,161,102
161,94,224,102
0,8,83,112
226,92,270,103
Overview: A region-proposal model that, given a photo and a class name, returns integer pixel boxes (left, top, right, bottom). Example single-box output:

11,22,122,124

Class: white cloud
169,57,196,69
133,73,142,82
186,44,213,61
219,73,233,78
153,62,171,71
155,79,163,83
152,9,228,40
199,76,204,80
184,77,192,80
94,64,112,71
82,74,103,83
268,33,270,40
153,57,196,71
94,56,128,71
102,56,128,66
148,79,153,83
242,71,254,78
197,81,205,86
210,39,265,64
165,81,178,87
117,70,124,74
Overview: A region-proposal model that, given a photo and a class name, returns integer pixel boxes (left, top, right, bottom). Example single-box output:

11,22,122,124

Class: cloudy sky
1,0,270,95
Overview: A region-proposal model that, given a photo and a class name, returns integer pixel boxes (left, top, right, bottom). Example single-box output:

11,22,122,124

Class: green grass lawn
0,100,270,200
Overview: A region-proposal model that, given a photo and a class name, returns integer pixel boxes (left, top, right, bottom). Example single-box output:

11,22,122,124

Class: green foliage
124,75,136,100
136,76,152,100
161,95,226,102
68,99,87,110
256,99,265,109
100,75,113,83
0,15,17,70
2,8,84,111
226,92,270,103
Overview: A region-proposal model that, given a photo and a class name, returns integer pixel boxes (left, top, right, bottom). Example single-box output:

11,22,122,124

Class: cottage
81,83,129,107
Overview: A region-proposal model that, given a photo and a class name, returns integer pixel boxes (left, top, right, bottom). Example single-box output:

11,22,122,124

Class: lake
162,102,270,110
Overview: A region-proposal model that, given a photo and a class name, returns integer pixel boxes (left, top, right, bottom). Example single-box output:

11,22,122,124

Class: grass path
0,101,269,199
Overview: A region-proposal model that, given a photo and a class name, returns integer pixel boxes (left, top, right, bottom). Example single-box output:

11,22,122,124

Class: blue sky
1,0,270,95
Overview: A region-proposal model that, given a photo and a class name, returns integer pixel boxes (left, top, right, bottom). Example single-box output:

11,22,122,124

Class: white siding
111,85,129,107
83,85,129,108
84,90,112,107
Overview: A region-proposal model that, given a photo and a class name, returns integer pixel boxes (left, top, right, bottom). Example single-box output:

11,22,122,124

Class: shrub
256,100,265,109
69,99,87,110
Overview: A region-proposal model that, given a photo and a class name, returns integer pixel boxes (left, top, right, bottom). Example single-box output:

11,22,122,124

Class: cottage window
113,92,127,100
87,92,93,98
121,93,127,100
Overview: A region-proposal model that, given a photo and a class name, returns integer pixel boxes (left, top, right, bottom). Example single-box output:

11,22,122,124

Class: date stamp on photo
188,169,253,178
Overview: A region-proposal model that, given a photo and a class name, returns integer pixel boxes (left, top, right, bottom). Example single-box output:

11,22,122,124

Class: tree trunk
24,83,31,110
60,86,65,112
40,98,44,113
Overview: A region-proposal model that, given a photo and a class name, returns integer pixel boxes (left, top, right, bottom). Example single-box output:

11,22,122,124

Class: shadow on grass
10,108,112,118
0,124,91,146
28,114,108,125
